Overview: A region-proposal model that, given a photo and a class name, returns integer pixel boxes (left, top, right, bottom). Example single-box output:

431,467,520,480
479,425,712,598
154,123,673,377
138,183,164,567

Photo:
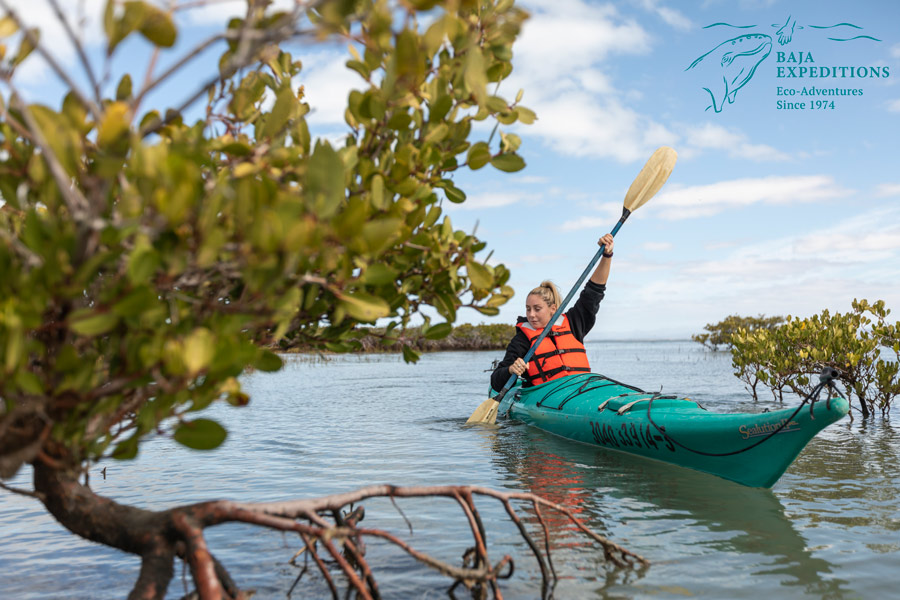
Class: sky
6,0,900,340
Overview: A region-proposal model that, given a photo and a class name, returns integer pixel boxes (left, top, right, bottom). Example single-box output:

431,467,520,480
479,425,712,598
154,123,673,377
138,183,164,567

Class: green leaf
137,2,177,47
464,48,488,106
467,142,491,170
112,435,140,460
254,350,283,372
112,287,158,318
490,153,526,173
116,74,133,101
442,182,466,203
261,84,297,138
362,264,399,285
361,218,402,254
69,311,119,337
424,123,448,144
340,291,391,322
173,419,228,450
401,344,421,363
467,261,493,290
12,28,39,67
424,322,452,340
15,370,43,395
307,141,345,219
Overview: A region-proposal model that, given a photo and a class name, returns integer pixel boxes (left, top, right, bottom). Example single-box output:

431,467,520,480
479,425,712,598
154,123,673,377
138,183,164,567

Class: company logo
686,16,883,113
738,418,801,440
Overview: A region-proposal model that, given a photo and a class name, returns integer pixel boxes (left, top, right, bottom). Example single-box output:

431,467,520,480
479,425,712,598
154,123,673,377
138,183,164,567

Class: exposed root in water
34,461,647,600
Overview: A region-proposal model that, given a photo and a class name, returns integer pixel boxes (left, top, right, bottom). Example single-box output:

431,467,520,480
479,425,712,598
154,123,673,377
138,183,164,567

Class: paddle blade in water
466,397,499,425
623,146,677,213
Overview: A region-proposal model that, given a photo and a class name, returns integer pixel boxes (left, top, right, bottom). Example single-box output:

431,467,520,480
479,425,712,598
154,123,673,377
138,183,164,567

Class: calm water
1,341,897,599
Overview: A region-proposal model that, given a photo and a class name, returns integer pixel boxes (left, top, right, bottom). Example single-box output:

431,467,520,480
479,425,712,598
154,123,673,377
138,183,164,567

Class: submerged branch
28,466,646,599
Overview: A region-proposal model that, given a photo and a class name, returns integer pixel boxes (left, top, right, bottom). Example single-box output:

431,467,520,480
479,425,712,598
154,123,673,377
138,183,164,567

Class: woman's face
526,294,557,330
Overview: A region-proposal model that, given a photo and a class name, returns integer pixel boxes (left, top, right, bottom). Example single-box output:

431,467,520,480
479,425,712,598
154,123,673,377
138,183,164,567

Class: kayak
496,373,849,488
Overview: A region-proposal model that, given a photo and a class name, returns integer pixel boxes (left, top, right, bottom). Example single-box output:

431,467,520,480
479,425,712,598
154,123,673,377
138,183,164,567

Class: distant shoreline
273,323,515,354
273,327,697,355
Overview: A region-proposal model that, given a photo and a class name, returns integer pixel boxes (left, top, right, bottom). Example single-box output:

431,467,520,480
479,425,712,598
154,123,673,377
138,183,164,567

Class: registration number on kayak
590,421,676,453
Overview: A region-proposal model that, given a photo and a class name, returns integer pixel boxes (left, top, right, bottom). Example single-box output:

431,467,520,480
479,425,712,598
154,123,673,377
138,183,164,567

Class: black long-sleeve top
490,281,606,392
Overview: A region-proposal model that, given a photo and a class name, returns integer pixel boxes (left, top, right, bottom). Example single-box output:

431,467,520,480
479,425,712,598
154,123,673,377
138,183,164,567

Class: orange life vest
516,314,591,385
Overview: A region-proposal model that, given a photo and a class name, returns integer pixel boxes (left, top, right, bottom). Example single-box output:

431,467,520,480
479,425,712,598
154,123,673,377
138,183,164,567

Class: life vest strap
546,329,573,337
532,347,586,360
529,365,591,383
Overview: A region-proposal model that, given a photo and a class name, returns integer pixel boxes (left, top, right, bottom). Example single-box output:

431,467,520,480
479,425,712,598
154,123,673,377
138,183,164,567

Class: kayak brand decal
686,15,885,113
590,420,675,453
739,418,801,440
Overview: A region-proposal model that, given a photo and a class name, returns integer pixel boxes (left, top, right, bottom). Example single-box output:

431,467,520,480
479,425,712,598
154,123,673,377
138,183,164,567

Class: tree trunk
32,462,178,600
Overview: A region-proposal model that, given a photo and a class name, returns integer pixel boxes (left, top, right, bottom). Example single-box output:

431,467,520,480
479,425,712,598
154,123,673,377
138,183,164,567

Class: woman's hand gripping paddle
466,146,678,425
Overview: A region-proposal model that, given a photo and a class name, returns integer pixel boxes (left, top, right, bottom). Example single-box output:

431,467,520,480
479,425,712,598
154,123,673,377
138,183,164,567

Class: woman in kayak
490,233,614,392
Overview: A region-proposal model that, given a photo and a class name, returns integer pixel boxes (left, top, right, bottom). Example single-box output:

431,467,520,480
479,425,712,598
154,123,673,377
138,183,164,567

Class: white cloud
451,192,530,210
557,202,622,230
3,1,105,86
298,52,366,130
643,241,673,251
181,0,301,26
653,175,851,220
504,1,678,162
517,254,565,264
680,123,790,161
887,99,900,113
516,175,550,184
620,207,900,334
637,0,693,31
875,183,900,197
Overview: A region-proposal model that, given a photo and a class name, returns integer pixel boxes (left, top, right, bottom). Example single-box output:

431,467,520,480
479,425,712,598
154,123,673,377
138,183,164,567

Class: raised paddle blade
466,397,499,425
623,146,677,213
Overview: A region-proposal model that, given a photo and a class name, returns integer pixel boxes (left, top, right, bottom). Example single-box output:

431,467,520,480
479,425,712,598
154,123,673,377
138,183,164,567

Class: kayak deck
499,373,849,488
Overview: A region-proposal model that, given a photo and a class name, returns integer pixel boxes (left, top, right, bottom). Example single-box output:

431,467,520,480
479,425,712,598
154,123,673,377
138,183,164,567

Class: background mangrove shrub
730,300,900,417
692,314,784,351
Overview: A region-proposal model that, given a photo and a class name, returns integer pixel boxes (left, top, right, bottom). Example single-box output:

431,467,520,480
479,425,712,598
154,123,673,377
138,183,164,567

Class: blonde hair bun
527,280,561,310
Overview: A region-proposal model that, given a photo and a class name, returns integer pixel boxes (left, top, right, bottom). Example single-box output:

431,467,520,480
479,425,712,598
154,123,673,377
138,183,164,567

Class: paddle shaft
493,207,632,404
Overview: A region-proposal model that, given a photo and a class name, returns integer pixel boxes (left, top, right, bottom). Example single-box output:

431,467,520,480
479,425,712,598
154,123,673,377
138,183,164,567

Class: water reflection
485,421,859,598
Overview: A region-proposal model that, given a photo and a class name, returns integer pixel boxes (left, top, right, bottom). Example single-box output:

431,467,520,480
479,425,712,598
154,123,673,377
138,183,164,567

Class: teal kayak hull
500,373,849,488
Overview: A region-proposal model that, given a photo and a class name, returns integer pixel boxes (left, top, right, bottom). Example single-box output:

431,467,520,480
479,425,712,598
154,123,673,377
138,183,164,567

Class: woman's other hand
509,358,528,377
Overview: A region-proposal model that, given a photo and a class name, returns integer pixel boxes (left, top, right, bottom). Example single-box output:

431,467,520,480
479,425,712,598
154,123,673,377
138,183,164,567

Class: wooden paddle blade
623,146,677,213
466,397,500,424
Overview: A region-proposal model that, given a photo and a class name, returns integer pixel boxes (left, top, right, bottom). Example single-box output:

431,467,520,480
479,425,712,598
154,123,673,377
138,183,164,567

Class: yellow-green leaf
464,48,487,106
138,2,177,47
490,153,525,173
183,328,215,376
307,141,345,219
69,312,119,337
339,291,391,322
97,102,131,150
261,85,298,139
467,142,491,170
467,261,493,289
0,16,18,38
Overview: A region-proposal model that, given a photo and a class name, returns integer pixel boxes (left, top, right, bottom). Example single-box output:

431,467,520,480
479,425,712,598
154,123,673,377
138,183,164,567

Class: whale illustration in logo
686,33,773,112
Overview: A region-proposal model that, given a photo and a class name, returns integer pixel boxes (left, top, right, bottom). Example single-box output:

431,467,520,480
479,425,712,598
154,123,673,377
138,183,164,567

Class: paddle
466,146,678,425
